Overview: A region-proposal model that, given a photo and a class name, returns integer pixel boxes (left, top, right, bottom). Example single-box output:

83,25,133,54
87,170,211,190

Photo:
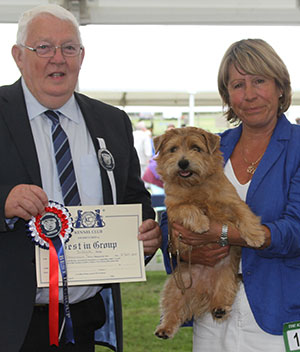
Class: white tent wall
1,0,300,124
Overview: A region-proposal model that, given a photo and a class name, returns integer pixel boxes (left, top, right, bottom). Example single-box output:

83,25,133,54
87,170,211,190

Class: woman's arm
160,212,230,270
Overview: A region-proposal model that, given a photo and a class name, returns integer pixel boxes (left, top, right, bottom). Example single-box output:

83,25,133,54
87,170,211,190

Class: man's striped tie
45,110,81,206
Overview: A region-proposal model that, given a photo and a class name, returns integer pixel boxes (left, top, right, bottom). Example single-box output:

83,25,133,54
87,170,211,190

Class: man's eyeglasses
20,43,83,58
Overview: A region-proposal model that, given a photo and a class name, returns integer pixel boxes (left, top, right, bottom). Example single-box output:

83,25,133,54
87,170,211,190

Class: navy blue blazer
0,79,155,351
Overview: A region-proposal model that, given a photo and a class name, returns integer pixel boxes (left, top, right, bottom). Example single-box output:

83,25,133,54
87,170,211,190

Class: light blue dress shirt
22,79,103,303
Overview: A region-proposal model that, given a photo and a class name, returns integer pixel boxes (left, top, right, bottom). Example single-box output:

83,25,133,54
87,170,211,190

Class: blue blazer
161,114,300,335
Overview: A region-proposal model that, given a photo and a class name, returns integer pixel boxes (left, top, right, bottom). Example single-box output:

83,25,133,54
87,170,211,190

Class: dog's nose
178,159,189,170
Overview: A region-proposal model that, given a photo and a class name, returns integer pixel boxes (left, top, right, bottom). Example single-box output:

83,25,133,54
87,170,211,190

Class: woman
160,38,300,351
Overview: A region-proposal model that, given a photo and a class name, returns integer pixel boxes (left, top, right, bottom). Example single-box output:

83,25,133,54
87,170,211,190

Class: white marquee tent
1,0,300,121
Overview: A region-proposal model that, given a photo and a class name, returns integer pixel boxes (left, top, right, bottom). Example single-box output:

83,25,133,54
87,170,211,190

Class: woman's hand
171,220,270,256
180,244,230,267
171,222,230,267
172,222,222,247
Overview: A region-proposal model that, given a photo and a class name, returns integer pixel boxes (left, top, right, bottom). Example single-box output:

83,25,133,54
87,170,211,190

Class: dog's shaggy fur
153,127,265,339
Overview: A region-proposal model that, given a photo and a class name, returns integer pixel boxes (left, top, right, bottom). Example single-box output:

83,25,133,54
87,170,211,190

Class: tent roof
82,90,300,107
1,0,300,25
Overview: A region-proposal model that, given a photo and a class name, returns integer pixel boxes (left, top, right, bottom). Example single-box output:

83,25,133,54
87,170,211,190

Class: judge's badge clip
97,138,117,205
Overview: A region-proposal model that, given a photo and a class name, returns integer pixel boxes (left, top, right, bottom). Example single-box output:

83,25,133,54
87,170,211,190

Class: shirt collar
21,78,80,124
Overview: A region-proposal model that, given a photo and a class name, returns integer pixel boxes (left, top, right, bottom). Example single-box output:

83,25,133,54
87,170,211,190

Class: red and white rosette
27,201,74,346
28,201,73,249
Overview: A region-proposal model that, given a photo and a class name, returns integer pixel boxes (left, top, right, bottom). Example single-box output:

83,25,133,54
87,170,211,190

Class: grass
96,271,193,352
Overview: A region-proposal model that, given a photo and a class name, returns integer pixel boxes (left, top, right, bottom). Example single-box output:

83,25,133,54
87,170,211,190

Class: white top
224,158,250,202
224,159,251,274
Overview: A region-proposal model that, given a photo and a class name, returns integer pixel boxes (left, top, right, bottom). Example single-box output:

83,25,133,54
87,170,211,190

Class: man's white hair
16,4,82,45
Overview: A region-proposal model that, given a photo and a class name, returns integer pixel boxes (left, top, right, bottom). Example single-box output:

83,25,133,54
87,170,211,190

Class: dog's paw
243,228,265,248
196,215,210,234
155,326,176,339
155,331,170,340
211,307,230,320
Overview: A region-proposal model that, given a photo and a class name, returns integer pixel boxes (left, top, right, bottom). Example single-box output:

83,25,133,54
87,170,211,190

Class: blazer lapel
246,115,289,204
220,125,242,164
0,80,42,186
246,140,284,203
75,93,113,204
220,116,290,206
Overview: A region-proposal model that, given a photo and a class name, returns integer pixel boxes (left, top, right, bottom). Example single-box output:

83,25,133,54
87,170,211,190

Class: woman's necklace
242,151,264,175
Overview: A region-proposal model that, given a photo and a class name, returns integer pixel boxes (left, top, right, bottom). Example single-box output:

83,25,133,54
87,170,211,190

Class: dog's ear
202,132,220,154
153,134,165,154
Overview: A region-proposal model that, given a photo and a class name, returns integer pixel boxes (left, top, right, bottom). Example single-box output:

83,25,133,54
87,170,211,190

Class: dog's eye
170,146,177,153
192,145,202,152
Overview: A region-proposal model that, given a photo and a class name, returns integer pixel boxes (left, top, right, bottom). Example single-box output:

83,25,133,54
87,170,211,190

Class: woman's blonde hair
218,38,291,124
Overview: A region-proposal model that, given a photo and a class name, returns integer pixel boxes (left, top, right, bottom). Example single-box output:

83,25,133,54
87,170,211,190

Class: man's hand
5,184,48,221
138,219,162,256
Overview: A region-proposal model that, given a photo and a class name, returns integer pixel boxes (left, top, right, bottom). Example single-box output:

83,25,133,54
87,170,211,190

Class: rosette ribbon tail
52,235,75,345
26,201,75,347
49,240,59,346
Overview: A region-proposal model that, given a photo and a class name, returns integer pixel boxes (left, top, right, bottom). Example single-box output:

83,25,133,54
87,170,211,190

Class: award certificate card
35,204,145,287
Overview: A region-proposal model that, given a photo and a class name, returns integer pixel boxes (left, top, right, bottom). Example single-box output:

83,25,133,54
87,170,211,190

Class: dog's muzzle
178,159,193,178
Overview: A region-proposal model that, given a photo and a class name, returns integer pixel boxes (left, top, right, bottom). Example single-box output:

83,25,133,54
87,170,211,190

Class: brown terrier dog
153,127,265,339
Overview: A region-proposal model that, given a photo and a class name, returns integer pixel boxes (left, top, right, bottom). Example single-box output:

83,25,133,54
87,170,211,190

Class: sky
1,23,300,119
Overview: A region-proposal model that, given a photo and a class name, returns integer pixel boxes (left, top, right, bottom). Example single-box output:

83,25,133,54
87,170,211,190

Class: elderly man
0,4,161,352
